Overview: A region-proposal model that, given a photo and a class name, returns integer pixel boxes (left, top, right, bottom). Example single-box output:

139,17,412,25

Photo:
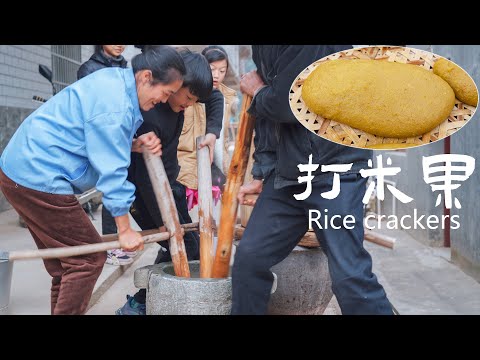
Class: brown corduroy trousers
0,169,107,315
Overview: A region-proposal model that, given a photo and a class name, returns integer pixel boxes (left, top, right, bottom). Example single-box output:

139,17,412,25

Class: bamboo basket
289,46,477,149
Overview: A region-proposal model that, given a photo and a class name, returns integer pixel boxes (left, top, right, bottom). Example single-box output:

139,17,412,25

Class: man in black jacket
234,45,393,315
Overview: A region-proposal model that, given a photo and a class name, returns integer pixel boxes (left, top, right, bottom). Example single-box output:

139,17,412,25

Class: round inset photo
289,46,478,150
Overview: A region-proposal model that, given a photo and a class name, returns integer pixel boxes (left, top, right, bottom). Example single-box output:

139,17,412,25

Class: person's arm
156,111,183,185
131,112,160,153
204,89,224,138
246,45,352,124
237,179,263,206
200,89,224,162
131,132,162,155
114,214,144,251
251,113,278,180
167,112,184,184
251,118,267,181
84,112,144,251
239,116,277,206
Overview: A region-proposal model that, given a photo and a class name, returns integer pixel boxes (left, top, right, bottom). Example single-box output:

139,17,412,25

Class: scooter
32,64,57,103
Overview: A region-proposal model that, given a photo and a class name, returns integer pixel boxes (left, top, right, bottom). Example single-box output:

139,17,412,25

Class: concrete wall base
0,260,13,315
452,248,480,283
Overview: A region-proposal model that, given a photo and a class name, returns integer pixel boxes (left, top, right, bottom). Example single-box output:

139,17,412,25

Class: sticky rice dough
433,58,478,107
302,59,455,138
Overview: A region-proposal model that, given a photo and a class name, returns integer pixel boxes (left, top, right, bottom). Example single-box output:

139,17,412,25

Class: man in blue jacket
234,45,393,315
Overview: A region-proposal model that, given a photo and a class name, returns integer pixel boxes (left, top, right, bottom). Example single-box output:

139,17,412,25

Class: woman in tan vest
177,45,237,210
203,46,239,179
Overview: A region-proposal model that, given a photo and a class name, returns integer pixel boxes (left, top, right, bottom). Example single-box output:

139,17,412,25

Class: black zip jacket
77,50,128,80
249,45,372,189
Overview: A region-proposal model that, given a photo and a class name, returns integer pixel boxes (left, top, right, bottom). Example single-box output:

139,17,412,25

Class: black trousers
231,173,393,315
101,206,117,235
131,181,200,304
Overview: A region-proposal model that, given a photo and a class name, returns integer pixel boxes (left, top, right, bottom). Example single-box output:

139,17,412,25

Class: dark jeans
231,173,393,315
132,181,200,304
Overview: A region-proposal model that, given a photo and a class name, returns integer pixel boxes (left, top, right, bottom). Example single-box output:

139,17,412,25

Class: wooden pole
143,150,190,278
364,230,396,249
8,231,171,261
212,95,255,278
234,225,396,249
196,136,215,278
100,223,199,242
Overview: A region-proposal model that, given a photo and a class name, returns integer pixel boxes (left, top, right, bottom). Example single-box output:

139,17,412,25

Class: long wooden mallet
1,221,200,262
0,231,172,262
143,150,190,278
196,136,215,278
101,222,199,242
211,95,256,278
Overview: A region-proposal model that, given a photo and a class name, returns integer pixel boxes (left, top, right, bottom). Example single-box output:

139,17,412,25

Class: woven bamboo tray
289,46,477,149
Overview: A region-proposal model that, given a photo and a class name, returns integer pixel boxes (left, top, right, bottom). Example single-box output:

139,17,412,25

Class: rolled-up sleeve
84,112,136,217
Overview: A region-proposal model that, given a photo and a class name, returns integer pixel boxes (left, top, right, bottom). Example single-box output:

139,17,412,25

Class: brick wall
0,45,95,211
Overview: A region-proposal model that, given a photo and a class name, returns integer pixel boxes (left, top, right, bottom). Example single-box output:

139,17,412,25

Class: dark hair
178,48,213,102
131,45,186,85
135,45,167,54
94,45,103,53
201,45,229,69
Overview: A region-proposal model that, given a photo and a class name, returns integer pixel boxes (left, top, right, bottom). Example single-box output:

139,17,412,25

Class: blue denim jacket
0,67,143,217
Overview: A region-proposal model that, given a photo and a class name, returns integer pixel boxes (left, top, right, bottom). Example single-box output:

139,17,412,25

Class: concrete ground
2,204,480,315
364,223,480,315
0,206,144,315
1,208,50,314
87,241,158,315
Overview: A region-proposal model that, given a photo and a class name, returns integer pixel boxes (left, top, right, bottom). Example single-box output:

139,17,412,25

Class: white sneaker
122,250,138,258
105,249,134,266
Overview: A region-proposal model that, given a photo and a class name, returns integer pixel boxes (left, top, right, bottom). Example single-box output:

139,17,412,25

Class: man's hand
240,71,265,97
118,228,144,252
198,133,216,164
238,179,263,206
115,214,144,251
132,131,162,156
